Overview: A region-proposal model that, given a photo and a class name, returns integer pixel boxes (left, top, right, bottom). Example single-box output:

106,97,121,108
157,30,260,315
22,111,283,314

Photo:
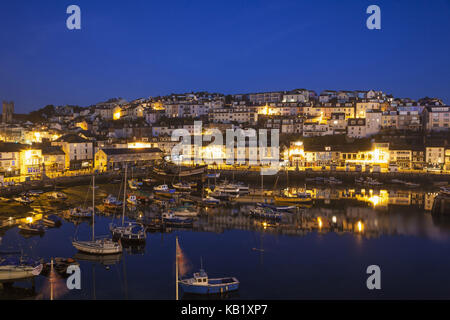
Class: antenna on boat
200,256,203,270
175,236,179,301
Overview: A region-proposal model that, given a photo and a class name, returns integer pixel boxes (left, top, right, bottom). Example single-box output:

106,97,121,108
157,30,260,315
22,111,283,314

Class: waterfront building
52,134,93,170
41,146,66,175
94,147,162,171
426,146,446,169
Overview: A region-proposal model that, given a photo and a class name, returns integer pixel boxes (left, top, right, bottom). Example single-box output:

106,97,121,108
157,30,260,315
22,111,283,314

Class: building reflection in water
187,187,449,240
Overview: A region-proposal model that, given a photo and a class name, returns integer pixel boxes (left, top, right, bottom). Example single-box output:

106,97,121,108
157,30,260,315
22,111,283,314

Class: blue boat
257,203,296,212
162,212,193,227
179,269,239,295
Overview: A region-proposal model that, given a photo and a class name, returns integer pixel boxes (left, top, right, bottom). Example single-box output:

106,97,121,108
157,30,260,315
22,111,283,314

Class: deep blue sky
0,0,449,113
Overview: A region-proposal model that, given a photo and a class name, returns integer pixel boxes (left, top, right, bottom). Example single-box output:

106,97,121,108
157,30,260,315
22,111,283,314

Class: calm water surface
0,183,449,300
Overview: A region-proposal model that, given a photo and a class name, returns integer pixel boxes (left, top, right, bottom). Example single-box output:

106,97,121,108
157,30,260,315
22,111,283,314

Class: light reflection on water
0,183,450,300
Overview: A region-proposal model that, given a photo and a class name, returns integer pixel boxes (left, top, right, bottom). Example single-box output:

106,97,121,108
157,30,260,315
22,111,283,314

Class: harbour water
1,182,450,299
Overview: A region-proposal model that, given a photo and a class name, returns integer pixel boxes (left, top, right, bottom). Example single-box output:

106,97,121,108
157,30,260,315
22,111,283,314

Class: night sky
0,0,449,112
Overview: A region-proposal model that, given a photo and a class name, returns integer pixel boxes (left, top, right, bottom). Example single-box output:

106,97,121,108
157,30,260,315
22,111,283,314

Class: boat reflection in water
74,252,123,267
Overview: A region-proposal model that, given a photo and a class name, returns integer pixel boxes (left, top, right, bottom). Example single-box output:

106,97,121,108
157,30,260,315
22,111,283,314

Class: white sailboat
110,165,146,243
72,175,122,255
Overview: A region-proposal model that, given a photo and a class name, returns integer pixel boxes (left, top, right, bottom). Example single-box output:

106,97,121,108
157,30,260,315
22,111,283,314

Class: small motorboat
154,184,176,197
249,207,282,220
47,192,68,200
179,269,239,295
274,191,312,204
27,190,44,196
42,215,62,227
162,212,193,227
18,222,46,234
172,182,192,192
128,179,142,190
206,173,220,179
257,203,296,212
69,207,93,219
41,257,79,278
202,196,220,206
170,206,199,217
103,195,123,208
13,196,33,204
0,256,43,281
127,195,138,206
110,222,146,242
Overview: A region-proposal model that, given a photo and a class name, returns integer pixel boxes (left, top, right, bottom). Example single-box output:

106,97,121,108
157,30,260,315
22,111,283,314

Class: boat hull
0,264,43,281
72,240,122,255
180,278,239,294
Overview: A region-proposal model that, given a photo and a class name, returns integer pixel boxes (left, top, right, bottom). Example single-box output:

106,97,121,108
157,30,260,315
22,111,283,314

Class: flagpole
175,236,179,301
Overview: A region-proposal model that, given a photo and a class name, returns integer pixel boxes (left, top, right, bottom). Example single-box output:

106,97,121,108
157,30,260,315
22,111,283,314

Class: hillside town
1,88,449,184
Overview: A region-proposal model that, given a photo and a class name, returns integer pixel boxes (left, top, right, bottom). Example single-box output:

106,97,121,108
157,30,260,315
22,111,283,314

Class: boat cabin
192,270,209,285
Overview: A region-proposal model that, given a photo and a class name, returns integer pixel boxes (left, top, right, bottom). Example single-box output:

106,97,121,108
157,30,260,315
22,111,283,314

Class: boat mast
175,236,179,301
122,164,127,226
92,174,95,241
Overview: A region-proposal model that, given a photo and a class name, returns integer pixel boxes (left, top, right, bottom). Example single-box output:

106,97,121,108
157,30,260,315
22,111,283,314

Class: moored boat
257,203,296,212
13,196,33,204
103,194,123,208
162,212,193,227
179,269,240,295
18,222,46,234
0,256,43,281
154,184,176,197
42,215,62,227
274,190,312,204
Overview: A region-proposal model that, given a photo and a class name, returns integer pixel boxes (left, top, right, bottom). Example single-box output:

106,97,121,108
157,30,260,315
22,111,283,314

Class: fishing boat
13,196,33,204
249,207,282,220
18,222,46,234
274,190,312,204
176,240,239,296
42,215,62,227
162,212,193,227
179,269,240,295
206,173,220,179
0,256,43,281
257,203,296,212
172,182,193,192
110,165,147,243
103,195,123,208
72,175,122,255
154,184,176,197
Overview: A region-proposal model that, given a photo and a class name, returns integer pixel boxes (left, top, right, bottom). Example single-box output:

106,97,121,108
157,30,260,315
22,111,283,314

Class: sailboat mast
122,164,127,226
92,174,95,241
175,236,179,301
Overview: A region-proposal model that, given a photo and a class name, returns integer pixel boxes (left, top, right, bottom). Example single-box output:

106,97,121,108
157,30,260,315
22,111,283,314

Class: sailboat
110,165,146,243
0,256,43,281
72,175,122,255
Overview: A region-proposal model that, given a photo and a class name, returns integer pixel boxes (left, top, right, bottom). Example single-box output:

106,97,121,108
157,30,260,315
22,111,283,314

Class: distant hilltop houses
0,88,448,182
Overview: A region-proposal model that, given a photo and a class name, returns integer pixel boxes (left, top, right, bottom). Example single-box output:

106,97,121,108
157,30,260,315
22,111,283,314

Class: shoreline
0,168,448,197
